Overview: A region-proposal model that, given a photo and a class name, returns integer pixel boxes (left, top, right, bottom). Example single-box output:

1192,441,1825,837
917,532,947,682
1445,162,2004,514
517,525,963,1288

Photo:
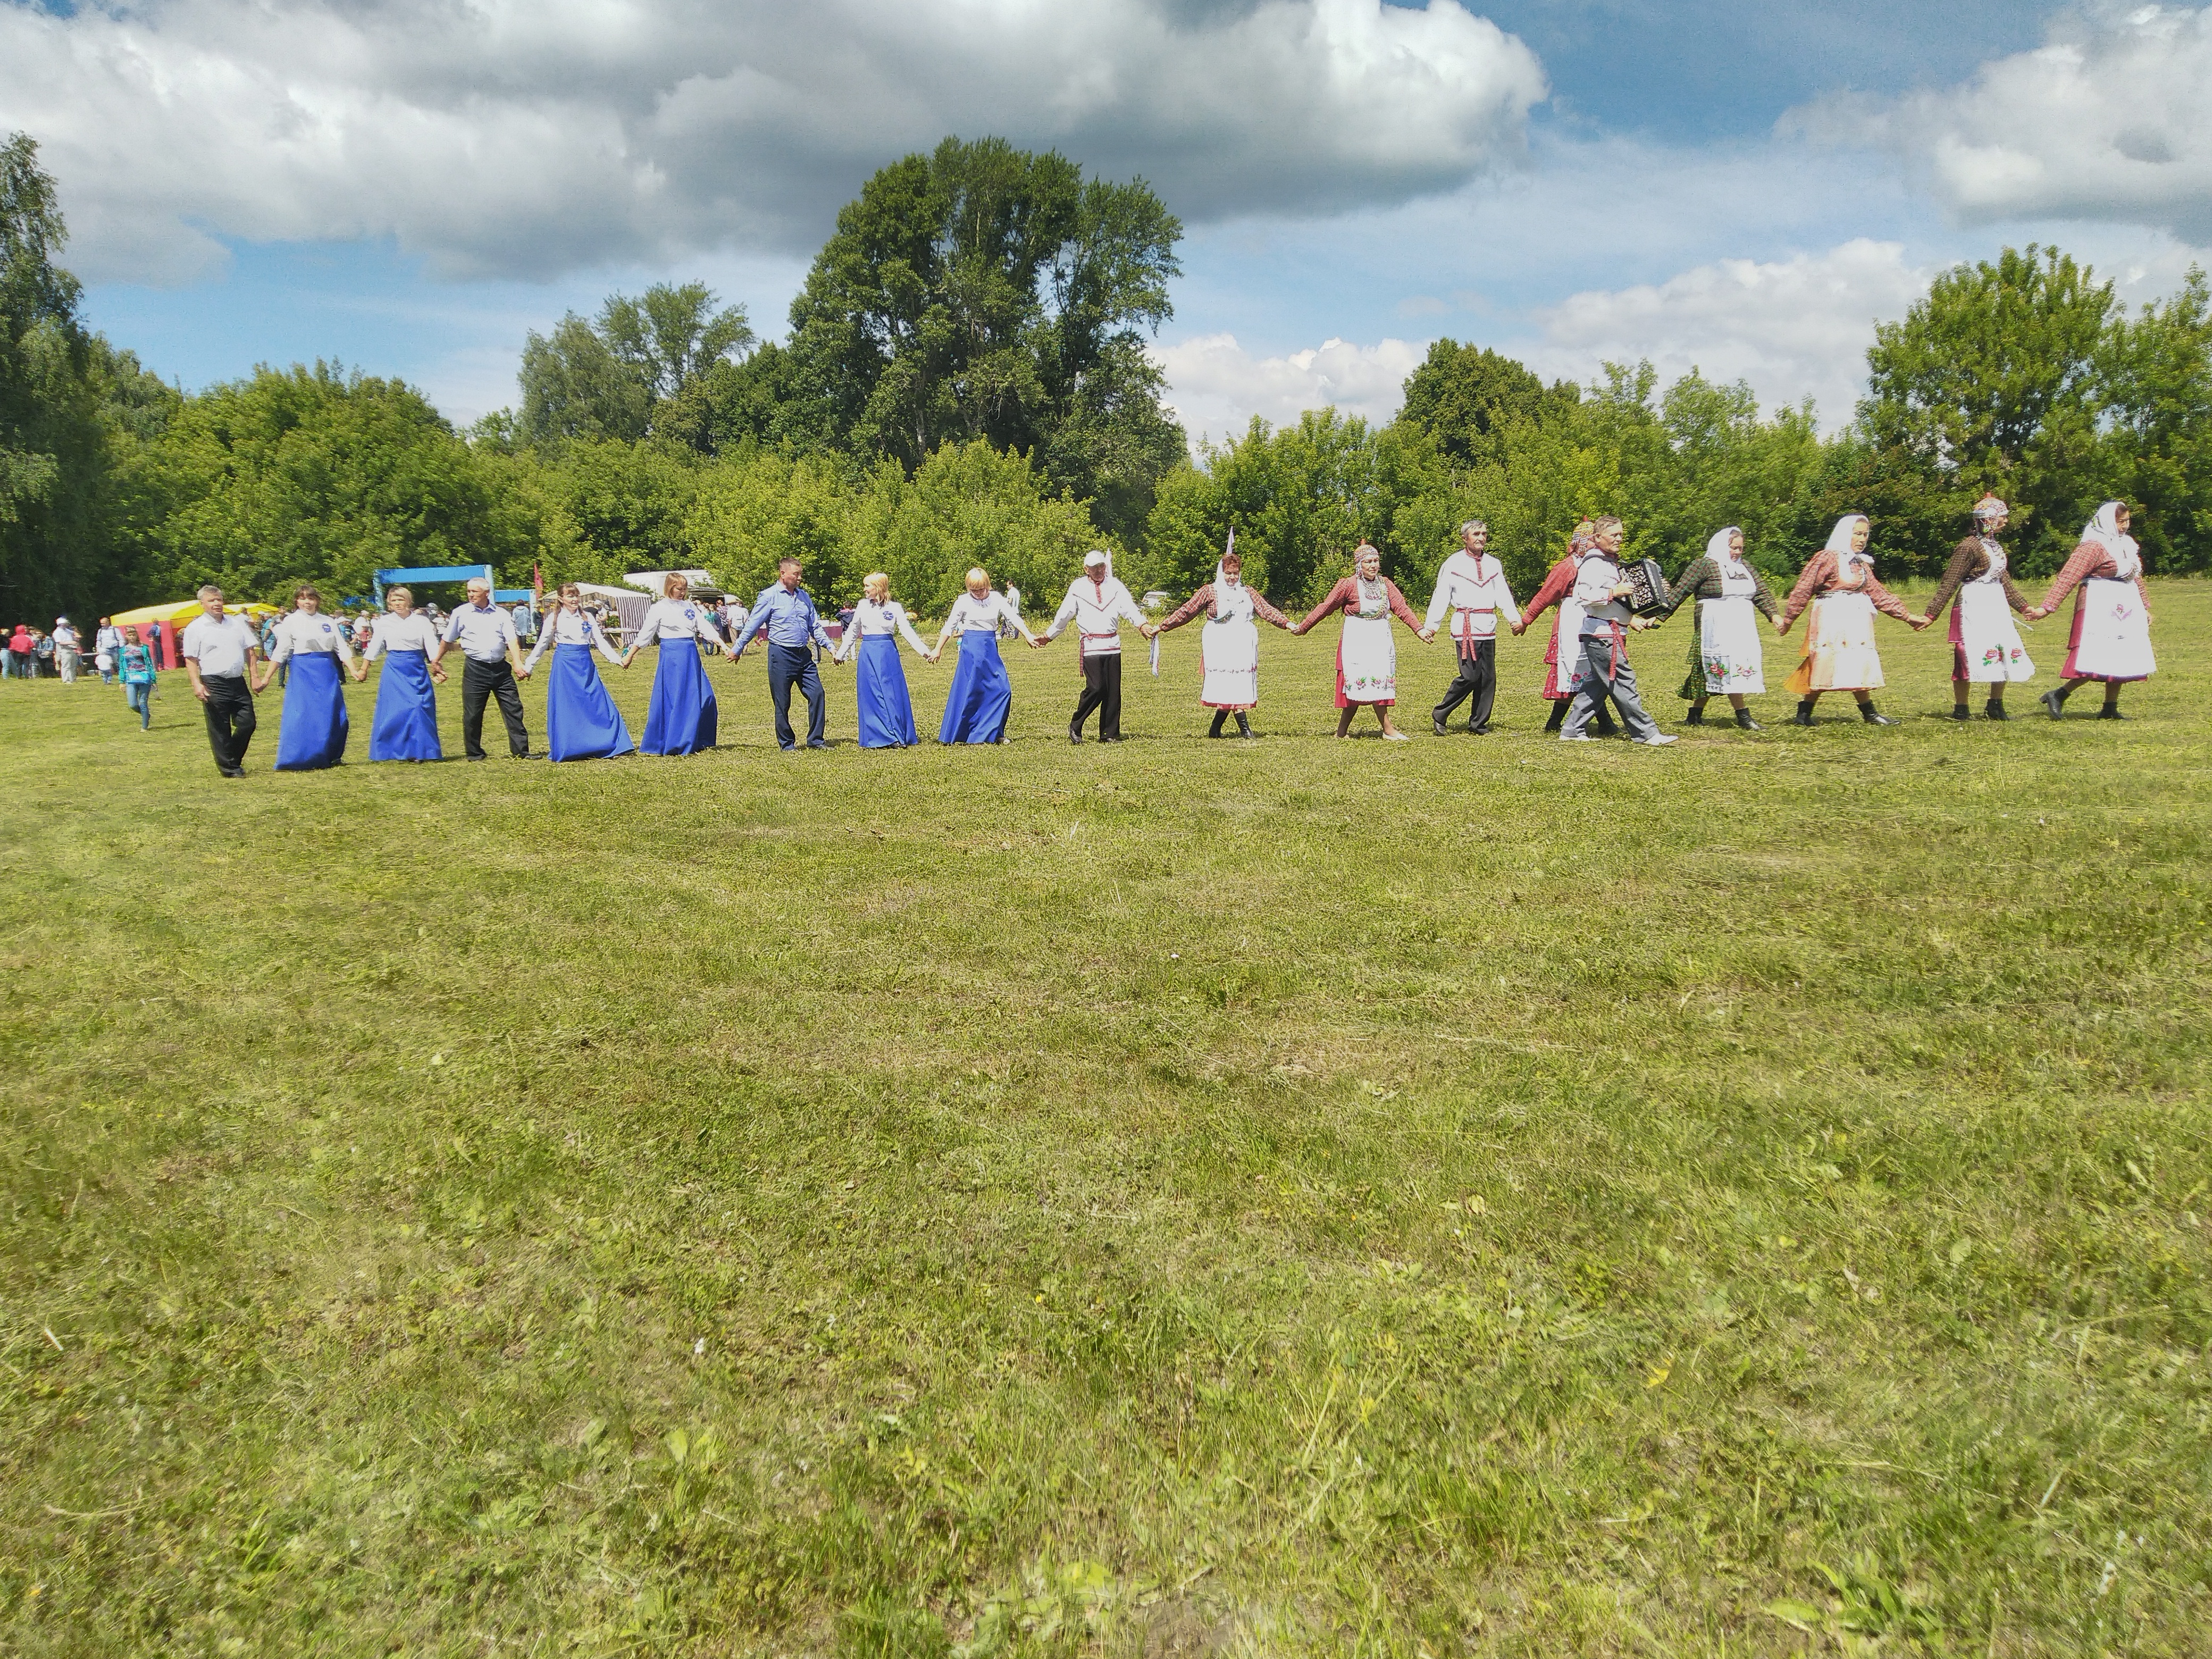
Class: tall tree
2094,267,2212,572
518,283,752,447
0,131,84,547
782,136,1185,542
1397,340,1579,469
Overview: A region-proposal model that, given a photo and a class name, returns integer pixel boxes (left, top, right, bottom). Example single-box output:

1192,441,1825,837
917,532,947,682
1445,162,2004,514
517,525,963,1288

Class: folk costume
2035,502,2155,719
1657,527,1779,728
632,596,722,756
1294,569,1425,709
938,589,1036,744
364,610,445,762
734,581,834,750
1924,496,2034,718
1522,530,1619,735
1422,542,1522,734
525,609,635,761
1560,547,1671,745
1782,516,1913,725
834,598,932,748
1152,559,1293,737
267,607,355,771
1043,554,1148,742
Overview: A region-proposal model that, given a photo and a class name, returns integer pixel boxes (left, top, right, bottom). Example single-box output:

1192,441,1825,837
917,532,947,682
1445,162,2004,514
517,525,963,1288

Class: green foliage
2094,268,2212,573
519,283,752,449
781,136,1185,544
137,362,529,605
687,439,1105,614
1397,337,1580,468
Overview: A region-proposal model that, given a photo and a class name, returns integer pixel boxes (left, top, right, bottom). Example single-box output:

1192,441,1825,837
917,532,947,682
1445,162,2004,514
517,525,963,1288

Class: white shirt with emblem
366,613,445,659
267,610,357,665
525,608,625,669
631,598,725,649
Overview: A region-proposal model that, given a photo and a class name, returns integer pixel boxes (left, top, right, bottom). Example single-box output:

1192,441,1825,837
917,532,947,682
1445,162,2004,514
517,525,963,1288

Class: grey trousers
1562,634,1663,742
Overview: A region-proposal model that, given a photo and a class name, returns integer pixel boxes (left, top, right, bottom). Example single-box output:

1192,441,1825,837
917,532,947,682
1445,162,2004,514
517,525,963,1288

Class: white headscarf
1823,514,1872,575
1215,527,1241,591
1706,526,1744,567
2081,501,2140,573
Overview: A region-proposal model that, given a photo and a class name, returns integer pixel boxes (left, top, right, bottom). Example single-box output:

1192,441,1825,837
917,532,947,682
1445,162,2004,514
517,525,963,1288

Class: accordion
1622,557,1671,616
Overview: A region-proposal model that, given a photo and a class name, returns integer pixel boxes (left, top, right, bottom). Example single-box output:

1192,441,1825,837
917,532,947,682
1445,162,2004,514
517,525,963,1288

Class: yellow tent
111,599,280,626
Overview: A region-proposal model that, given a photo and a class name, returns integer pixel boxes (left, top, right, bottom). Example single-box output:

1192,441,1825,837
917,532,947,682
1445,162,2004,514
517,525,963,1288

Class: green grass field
3,585,2207,1656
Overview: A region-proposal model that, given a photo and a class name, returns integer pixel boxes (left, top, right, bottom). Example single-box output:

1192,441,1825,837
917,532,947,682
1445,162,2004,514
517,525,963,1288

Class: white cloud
1155,331,1429,446
0,0,1546,284
1791,3,2212,242
1526,238,1931,428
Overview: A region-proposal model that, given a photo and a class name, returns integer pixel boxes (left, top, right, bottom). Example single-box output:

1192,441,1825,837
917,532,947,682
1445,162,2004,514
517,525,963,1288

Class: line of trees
4,127,2207,630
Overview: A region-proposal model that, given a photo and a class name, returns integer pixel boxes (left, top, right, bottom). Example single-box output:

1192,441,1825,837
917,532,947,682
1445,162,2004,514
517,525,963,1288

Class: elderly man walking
443,577,533,760
181,585,264,776
734,557,835,750
1040,549,1147,743
1422,519,1522,735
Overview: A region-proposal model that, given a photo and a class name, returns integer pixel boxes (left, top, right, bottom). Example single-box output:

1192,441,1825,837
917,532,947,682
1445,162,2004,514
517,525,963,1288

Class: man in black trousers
442,577,533,760
180,585,264,777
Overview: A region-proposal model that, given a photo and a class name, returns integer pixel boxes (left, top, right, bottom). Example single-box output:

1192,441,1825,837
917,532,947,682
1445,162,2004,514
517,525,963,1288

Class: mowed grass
2,585,2207,1658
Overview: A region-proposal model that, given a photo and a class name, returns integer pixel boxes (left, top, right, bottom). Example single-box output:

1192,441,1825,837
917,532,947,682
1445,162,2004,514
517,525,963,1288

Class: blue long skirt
368,649,442,761
938,631,1012,744
273,651,349,770
547,644,635,761
641,636,717,755
855,633,920,747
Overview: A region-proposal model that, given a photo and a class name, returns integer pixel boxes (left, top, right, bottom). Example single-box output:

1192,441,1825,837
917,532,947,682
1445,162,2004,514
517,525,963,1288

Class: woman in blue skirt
621,572,721,755
256,585,363,769
522,583,635,761
364,586,447,761
834,571,935,747
931,567,1040,744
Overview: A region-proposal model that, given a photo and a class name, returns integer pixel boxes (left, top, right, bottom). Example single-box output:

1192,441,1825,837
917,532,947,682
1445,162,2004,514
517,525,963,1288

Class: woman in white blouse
620,572,721,755
364,585,447,761
834,571,935,747
932,567,1040,744
255,584,363,770
523,582,635,760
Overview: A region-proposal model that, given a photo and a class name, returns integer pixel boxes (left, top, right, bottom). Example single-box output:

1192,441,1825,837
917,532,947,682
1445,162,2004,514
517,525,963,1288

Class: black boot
1431,712,1449,736
2097,704,2127,720
1793,699,1815,727
1861,702,1898,726
1235,711,1253,739
1208,709,1228,739
1950,704,1972,722
1985,699,2009,722
1543,702,1567,733
2039,688,2065,720
1683,705,1705,726
1735,708,1761,731
1594,709,1621,738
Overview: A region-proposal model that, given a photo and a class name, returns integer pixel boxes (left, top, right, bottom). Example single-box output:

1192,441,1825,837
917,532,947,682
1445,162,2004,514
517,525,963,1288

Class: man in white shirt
1421,520,1523,736
1041,550,1147,743
441,577,533,760
1560,517,1673,746
180,584,265,776
52,617,81,683
95,617,122,683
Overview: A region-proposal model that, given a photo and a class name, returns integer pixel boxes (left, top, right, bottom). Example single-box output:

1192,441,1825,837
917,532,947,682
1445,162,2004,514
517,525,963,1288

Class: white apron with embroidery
2072,546,2155,680
1200,582,1261,708
1553,558,1591,697
1957,542,2033,683
1800,557,1881,691
1699,560,1765,694
1337,580,1397,704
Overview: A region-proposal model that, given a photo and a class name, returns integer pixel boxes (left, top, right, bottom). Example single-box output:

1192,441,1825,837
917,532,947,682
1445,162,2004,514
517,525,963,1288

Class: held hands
1418,626,1438,644
1908,614,1932,632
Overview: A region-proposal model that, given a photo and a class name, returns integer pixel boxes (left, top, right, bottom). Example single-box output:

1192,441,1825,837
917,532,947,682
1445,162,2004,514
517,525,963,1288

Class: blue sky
9,0,2208,441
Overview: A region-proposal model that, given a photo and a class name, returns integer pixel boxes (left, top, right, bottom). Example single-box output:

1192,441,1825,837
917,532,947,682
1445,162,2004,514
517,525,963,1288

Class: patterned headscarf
1972,495,2009,523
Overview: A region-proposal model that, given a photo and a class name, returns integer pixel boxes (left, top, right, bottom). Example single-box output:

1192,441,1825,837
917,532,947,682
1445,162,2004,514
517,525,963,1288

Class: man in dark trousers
442,577,533,759
180,584,264,777
1040,549,1148,743
1421,518,1523,735
733,557,834,749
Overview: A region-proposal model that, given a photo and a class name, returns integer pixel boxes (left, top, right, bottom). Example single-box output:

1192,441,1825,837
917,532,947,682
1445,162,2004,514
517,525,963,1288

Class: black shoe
1950,706,1972,722
466,753,489,762
1594,719,1621,739
1102,734,1124,743
2097,707,2128,720
807,740,828,749
220,767,245,778
1985,701,2008,722
1235,714,1253,739
1068,730,1083,745
2040,689,2065,720
1735,710,1761,731
1683,706,1705,726
1862,705,1898,726
1468,724,1489,735
1793,700,1815,727
1432,714,1448,736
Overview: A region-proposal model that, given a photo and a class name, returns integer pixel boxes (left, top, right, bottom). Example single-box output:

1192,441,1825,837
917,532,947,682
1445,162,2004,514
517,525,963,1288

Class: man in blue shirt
734,557,835,749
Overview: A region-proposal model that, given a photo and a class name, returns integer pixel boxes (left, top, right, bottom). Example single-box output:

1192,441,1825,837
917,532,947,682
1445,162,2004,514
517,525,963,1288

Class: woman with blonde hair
1779,515,1923,725
364,585,447,761
522,582,634,760
834,571,934,747
622,571,721,755
932,567,1040,744
257,583,363,769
